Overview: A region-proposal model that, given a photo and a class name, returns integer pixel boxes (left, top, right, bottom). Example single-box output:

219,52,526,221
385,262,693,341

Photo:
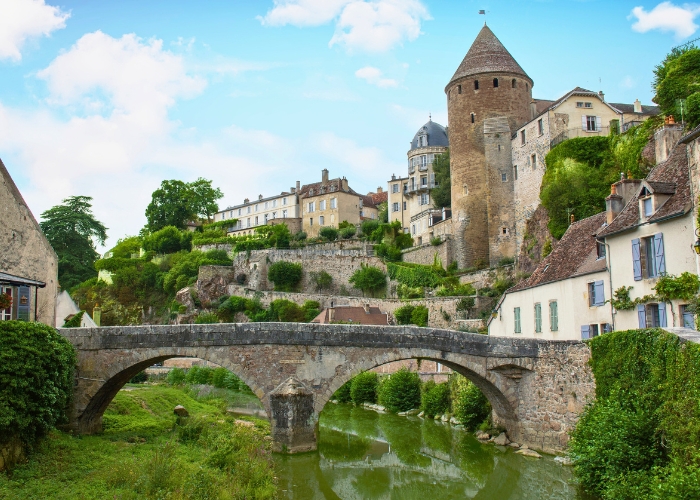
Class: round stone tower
445,24,533,268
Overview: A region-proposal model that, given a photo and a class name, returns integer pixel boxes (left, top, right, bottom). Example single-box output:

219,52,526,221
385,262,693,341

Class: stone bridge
60,323,594,454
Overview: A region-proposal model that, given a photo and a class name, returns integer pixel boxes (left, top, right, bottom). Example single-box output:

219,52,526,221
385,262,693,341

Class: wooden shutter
514,308,521,333
550,302,558,331
654,233,666,275
638,304,647,328
581,115,587,130
535,304,542,332
658,303,668,327
632,239,642,281
581,325,590,340
595,116,602,131
594,281,605,306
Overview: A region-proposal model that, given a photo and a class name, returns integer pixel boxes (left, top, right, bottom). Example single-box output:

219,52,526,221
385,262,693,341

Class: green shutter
550,301,558,331
535,303,542,332
514,307,521,333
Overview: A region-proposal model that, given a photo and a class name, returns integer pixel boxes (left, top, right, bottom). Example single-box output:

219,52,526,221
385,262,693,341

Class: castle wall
447,71,532,268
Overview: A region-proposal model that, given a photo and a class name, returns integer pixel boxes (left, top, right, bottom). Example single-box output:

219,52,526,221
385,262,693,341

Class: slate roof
311,306,388,325
447,25,531,88
608,102,660,116
409,120,449,151
598,144,691,237
508,212,608,293
0,271,46,287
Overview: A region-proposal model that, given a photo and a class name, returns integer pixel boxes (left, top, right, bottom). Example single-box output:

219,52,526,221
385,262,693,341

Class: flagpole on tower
479,9,487,25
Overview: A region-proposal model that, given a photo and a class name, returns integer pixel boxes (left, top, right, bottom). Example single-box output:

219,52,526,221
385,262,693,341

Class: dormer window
640,187,654,217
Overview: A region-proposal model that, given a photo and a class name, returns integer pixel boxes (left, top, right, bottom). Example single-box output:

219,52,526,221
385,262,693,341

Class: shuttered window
534,303,542,333
581,325,590,340
514,307,521,333
589,281,605,307
638,304,647,328
550,301,558,331
582,115,601,131
632,238,642,281
653,233,666,276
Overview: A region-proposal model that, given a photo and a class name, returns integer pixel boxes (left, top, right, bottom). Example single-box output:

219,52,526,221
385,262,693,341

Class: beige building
388,119,451,245
299,169,379,238
489,212,612,340
0,159,58,326
213,185,300,237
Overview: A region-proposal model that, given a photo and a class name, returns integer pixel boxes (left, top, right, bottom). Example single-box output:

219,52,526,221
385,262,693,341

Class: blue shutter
581,325,590,340
638,304,647,328
594,281,605,306
654,233,666,275
658,303,668,327
632,239,642,281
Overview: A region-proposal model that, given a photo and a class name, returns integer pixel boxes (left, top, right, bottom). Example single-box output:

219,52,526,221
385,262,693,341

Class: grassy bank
0,384,276,500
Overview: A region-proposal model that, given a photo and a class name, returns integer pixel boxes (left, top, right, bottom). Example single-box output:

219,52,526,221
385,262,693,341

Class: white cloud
355,66,398,88
630,2,700,38
259,0,430,53
620,75,636,89
0,0,69,61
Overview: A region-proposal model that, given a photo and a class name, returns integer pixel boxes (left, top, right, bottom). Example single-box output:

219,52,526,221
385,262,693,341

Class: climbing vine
610,273,700,312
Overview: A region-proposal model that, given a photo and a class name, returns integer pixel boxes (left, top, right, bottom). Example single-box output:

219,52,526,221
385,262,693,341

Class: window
330,198,337,209
581,324,600,339
392,184,399,193
531,154,537,169
420,193,429,205
588,280,605,307
254,216,259,225
272,199,277,207
514,165,518,180
493,78,499,88
576,102,584,108
643,196,653,217
282,209,287,218
583,115,601,131
534,303,542,332
271,212,277,219
512,78,516,88
412,224,416,235
520,130,526,145
283,197,287,205
471,113,475,124
538,118,544,135
597,241,606,259
392,202,400,212
550,301,558,331
264,214,268,224
247,206,251,214
309,218,313,226
585,102,592,108
638,303,668,328
246,218,251,228
474,80,479,90
264,201,268,209
403,201,407,210
255,204,259,212
221,212,226,220
632,234,666,280
308,202,315,212
1,286,12,321
681,305,694,328
458,84,462,94
320,200,326,211
421,176,427,187
502,227,508,235
501,172,507,182
238,208,242,216
319,216,324,225
514,307,521,333
526,83,529,91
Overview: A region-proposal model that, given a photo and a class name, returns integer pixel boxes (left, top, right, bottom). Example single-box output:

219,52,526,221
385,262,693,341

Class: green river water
273,404,583,499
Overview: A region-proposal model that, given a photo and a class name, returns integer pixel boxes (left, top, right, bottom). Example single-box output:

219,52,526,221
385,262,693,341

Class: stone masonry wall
401,238,454,267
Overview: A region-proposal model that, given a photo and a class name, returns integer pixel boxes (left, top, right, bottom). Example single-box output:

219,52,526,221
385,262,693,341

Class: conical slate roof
447,25,531,88
409,119,449,151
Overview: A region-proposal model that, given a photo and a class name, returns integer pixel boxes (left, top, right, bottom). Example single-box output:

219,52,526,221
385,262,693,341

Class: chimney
377,186,383,193
363,303,370,314
341,177,349,191
634,99,642,113
530,100,537,120
606,183,624,224
598,90,605,102
322,169,329,183
258,194,263,200
244,197,249,204
290,186,295,193
391,174,396,180
296,180,300,193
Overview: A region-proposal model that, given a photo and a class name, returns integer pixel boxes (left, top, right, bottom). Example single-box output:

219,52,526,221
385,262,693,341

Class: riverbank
0,384,276,499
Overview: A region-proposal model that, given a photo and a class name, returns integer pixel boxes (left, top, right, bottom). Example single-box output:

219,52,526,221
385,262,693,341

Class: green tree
145,178,223,232
40,196,108,291
379,368,421,413
653,46,700,127
377,201,389,223
267,261,303,292
431,149,451,208
349,264,387,297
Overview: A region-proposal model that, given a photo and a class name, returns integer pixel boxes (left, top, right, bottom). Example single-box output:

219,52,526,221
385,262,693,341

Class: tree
431,149,451,209
654,46,700,127
349,264,386,297
377,201,389,223
40,196,107,290
145,178,223,232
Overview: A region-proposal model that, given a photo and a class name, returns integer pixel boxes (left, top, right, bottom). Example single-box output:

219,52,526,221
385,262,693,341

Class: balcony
418,164,429,172
408,165,415,174
405,182,437,194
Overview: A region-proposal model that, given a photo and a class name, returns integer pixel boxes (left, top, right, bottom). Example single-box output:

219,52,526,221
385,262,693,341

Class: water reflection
274,403,579,499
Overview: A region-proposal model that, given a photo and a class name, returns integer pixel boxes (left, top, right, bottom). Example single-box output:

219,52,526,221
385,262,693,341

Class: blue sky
1,0,697,251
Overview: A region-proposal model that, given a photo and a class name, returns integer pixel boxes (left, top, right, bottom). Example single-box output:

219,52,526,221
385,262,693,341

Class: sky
1,0,698,252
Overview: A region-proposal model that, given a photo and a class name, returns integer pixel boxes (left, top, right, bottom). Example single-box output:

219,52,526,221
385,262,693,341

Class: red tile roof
311,306,388,325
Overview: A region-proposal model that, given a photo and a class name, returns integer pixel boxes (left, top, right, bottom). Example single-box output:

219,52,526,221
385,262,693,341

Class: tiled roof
447,25,531,88
608,102,660,116
598,144,691,237
367,191,388,206
508,212,608,293
311,306,388,325
299,178,352,198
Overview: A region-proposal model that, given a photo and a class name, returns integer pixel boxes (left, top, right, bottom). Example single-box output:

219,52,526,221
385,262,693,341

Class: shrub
396,284,423,299
430,237,442,246
0,321,76,452
319,227,338,241
374,243,403,262
333,381,353,403
360,219,380,237
217,295,249,322
195,312,219,324
310,270,333,293
293,231,307,241
387,262,446,288
349,264,386,297
267,299,305,322
410,306,429,327
302,300,321,322
166,367,186,385
454,382,491,430
267,261,303,292
394,305,415,325
339,226,356,239
185,366,214,385
129,371,148,383
378,368,421,413
143,226,192,254
421,382,451,417
350,371,378,405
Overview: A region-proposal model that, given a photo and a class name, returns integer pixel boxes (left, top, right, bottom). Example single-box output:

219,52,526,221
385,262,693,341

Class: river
273,403,583,499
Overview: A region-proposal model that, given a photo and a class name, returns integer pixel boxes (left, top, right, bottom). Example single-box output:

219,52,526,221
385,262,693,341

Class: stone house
298,169,378,238
213,184,301,237
489,212,612,340
0,159,58,326
387,118,451,245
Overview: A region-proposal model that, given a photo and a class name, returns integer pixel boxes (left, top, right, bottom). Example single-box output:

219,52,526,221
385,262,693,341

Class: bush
421,382,451,417
166,367,186,385
360,219,380,237
430,237,442,246
454,382,491,430
267,299,305,322
310,270,333,293
339,226,356,239
302,300,321,322
267,261,303,292
293,231,307,241
143,226,192,254
185,366,214,385
387,262,446,288
0,321,76,452
217,295,250,322
319,227,338,241
394,305,415,325
350,371,378,405
333,381,353,403
349,264,386,297
129,371,148,383
411,306,429,327
397,284,424,299
378,368,421,413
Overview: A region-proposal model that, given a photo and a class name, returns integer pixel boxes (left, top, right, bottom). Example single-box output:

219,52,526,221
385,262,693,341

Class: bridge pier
269,377,317,453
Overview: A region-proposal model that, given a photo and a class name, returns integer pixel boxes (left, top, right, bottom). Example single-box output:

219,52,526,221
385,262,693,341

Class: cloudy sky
1,0,697,251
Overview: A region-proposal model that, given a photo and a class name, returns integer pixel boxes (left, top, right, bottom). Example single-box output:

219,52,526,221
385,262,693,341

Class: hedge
350,371,378,405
